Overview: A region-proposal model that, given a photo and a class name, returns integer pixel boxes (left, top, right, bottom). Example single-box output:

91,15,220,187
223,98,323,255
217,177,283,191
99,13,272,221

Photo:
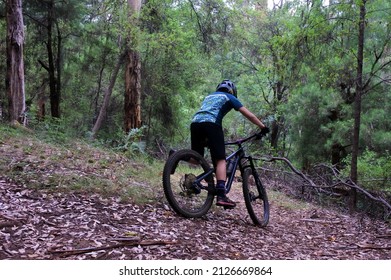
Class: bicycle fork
244,156,265,201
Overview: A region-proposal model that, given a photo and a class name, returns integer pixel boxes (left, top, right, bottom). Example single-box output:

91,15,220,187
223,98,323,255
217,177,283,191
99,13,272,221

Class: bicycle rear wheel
162,149,215,218
242,167,270,227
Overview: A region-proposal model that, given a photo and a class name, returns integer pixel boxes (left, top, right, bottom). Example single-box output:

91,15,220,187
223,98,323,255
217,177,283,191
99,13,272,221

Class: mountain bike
162,132,269,227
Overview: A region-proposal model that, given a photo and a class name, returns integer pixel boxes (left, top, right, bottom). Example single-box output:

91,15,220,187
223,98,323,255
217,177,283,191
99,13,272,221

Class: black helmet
216,79,237,97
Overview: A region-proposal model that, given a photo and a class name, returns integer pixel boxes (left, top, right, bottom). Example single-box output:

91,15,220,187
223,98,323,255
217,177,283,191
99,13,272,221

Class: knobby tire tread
162,149,214,218
242,167,270,227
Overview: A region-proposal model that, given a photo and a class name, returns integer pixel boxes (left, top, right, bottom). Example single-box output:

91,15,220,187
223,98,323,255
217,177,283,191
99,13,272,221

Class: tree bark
350,0,367,211
47,0,60,118
6,0,26,124
124,49,142,132
36,0,61,118
124,0,142,133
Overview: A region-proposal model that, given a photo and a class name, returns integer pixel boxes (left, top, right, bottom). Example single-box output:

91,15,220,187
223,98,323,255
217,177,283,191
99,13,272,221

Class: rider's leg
215,159,227,196
190,122,236,207
215,159,236,208
215,159,227,181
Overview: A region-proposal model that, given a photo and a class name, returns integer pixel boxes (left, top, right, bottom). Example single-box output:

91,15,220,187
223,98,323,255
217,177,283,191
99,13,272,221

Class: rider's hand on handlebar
256,126,270,138
261,126,270,135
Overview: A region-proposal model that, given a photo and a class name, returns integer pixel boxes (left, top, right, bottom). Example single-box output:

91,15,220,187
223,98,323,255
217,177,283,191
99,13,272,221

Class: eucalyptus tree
85,0,136,138
5,0,26,124
124,0,142,132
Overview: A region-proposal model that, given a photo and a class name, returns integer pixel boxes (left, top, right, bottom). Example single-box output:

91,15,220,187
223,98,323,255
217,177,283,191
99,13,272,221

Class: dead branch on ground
48,239,177,257
261,156,391,214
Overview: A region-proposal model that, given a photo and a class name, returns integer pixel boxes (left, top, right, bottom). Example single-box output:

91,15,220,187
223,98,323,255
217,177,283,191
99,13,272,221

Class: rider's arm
238,106,266,129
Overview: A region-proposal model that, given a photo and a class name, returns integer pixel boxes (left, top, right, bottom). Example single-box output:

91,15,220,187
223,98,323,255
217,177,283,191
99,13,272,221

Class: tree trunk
124,0,142,133
270,81,286,151
55,21,62,117
270,118,279,150
350,0,367,211
37,0,61,118
47,0,60,118
124,49,142,132
6,0,26,124
91,53,125,138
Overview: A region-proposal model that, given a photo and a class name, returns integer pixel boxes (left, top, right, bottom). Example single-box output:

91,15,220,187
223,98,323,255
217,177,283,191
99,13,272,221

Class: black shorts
190,122,225,161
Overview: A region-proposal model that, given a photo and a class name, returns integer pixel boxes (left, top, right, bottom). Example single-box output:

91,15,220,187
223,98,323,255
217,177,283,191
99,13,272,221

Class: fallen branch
336,244,391,250
376,234,391,239
1,245,14,257
356,243,391,250
48,239,177,257
109,237,141,242
300,218,342,224
0,213,21,222
263,157,391,213
340,179,391,211
0,221,20,228
265,157,317,187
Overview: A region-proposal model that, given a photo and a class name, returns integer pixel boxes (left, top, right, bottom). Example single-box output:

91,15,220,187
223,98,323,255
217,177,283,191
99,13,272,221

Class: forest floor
1,175,390,260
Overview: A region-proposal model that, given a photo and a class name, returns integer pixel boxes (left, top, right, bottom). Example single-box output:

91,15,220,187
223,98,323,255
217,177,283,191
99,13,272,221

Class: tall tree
26,0,62,118
124,0,142,133
349,0,367,209
6,0,26,124
91,52,125,138
24,0,84,119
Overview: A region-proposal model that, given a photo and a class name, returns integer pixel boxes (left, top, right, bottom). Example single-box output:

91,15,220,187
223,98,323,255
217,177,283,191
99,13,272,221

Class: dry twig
300,218,342,224
48,239,177,257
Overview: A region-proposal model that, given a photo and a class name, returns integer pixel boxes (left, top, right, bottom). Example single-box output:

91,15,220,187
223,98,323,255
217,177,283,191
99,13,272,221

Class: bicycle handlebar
225,132,266,146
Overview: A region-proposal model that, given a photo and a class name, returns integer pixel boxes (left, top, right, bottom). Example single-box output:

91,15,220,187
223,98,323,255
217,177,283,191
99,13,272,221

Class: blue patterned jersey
192,91,243,126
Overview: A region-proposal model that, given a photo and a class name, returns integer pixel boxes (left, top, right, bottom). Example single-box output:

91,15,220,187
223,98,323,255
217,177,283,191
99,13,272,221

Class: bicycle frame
193,133,259,194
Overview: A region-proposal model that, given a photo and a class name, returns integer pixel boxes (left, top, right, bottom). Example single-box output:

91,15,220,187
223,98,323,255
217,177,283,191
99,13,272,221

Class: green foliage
343,150,391,192
114,127,147,155
361,88,391,153
286,84,330,167
139,0,224,148
31,117,72,144
0,123,26,141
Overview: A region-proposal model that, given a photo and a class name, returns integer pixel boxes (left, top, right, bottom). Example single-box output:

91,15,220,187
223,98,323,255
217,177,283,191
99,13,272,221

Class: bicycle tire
242,167,270,227
162,149,214,218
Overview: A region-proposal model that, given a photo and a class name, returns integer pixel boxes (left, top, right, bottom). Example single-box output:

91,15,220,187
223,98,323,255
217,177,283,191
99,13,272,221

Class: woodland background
1,0,390,216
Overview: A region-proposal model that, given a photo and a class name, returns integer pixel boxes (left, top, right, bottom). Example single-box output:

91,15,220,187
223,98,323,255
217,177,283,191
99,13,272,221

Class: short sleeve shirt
192,91,243,126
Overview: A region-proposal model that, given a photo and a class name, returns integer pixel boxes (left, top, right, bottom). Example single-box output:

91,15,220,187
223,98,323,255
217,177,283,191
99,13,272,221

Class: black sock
216,180,226,196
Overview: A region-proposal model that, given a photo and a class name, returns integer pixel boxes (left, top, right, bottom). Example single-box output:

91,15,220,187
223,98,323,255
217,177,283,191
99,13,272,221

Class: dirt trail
0,176,390,260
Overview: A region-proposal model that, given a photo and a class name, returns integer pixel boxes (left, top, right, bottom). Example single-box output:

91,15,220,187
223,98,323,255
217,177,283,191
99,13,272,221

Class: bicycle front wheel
162,149,215,218
242,167,270,227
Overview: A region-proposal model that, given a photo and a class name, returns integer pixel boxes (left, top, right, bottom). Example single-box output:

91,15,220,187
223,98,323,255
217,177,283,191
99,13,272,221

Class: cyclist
191,79,269,208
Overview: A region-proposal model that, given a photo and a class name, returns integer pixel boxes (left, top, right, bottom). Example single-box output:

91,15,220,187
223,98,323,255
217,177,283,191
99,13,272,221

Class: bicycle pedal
223,205,236,210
